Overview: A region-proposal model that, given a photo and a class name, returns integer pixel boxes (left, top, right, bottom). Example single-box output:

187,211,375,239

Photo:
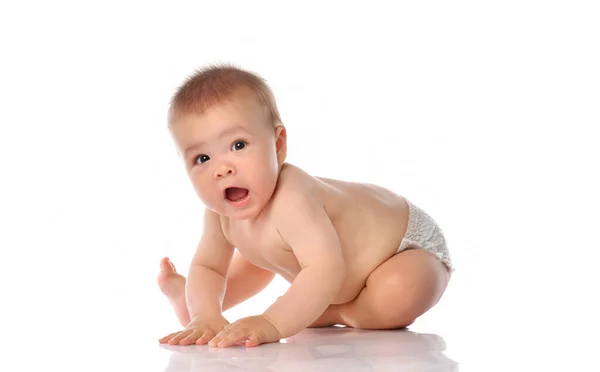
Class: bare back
220,163,410,304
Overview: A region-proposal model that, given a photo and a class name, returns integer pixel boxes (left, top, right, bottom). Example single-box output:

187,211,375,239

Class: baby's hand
159,314,230,346
208,315,281,348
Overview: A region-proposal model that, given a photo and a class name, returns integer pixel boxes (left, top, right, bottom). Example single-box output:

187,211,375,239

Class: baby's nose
214,163,236,178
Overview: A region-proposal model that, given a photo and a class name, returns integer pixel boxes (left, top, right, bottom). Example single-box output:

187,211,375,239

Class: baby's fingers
159,331,183,344
179,330,205,345
195,329,216,345
168,329,194,345
212,328,246,348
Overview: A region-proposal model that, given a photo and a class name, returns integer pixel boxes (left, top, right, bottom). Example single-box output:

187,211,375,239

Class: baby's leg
337,249,450,329
158,251,275,327
158,258,189,326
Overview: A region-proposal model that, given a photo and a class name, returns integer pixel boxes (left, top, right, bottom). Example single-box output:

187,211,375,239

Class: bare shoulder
268,163,337,239
275,163,316,189
201,208,237,251
269,164,344,270
270,163,325,214
201,207,228,240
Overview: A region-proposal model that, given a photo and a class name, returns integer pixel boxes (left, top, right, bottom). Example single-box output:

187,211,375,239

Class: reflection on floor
160,327,458,371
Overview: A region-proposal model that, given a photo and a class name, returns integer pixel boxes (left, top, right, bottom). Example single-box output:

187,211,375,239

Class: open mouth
225,187,249,203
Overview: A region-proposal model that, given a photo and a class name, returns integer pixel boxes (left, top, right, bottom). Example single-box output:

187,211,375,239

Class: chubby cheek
189,173,218,205
251,155,279,194
258,144,279,173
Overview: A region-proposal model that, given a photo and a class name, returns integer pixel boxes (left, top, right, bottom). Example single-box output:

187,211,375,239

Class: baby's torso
220,163,410,304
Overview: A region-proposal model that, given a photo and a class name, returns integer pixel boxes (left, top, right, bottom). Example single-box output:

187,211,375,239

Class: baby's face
170,89,283,220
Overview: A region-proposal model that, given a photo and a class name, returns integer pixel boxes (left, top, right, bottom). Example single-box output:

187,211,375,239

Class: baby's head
168,64,287,220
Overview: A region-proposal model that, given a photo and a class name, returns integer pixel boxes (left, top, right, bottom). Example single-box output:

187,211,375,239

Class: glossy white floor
2,249,598,372
157,328,458,371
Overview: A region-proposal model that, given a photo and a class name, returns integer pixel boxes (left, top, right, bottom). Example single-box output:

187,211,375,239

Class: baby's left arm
263,188,347,338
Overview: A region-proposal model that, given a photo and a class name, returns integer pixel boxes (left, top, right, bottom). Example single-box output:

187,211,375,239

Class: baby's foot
158,257,190,326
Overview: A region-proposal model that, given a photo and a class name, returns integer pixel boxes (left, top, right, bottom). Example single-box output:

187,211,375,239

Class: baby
158,64,454,348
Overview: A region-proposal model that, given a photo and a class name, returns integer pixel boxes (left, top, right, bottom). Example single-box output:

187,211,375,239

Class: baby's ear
275,125,287,164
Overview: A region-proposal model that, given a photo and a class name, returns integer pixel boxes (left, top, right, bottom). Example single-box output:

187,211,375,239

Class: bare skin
159,88,451,347
158,252,275,327
159,164,450,336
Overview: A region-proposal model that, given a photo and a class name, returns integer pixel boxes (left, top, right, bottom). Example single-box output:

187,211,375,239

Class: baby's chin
220,209,263,221
207,201,265,221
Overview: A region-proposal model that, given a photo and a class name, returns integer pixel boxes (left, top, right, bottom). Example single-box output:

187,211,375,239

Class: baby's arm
263,188,346,338
186,208,235,319
160,208,235,346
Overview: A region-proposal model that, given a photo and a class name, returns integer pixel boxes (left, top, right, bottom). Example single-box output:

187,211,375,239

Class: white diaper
397,198,454,274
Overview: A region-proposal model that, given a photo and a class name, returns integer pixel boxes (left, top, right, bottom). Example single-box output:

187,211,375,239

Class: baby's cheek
192,182,217,203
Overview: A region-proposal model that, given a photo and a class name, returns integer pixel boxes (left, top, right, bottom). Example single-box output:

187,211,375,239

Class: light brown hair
168,63,282,127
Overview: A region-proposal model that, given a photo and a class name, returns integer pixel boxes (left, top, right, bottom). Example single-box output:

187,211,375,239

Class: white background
1,1,599,370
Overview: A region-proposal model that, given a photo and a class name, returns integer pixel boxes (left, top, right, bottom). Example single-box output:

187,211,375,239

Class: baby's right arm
160,208,234,346
186,208,235,319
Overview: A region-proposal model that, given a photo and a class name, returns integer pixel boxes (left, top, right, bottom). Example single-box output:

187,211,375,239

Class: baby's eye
232,141,247,151
194,154,210,165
